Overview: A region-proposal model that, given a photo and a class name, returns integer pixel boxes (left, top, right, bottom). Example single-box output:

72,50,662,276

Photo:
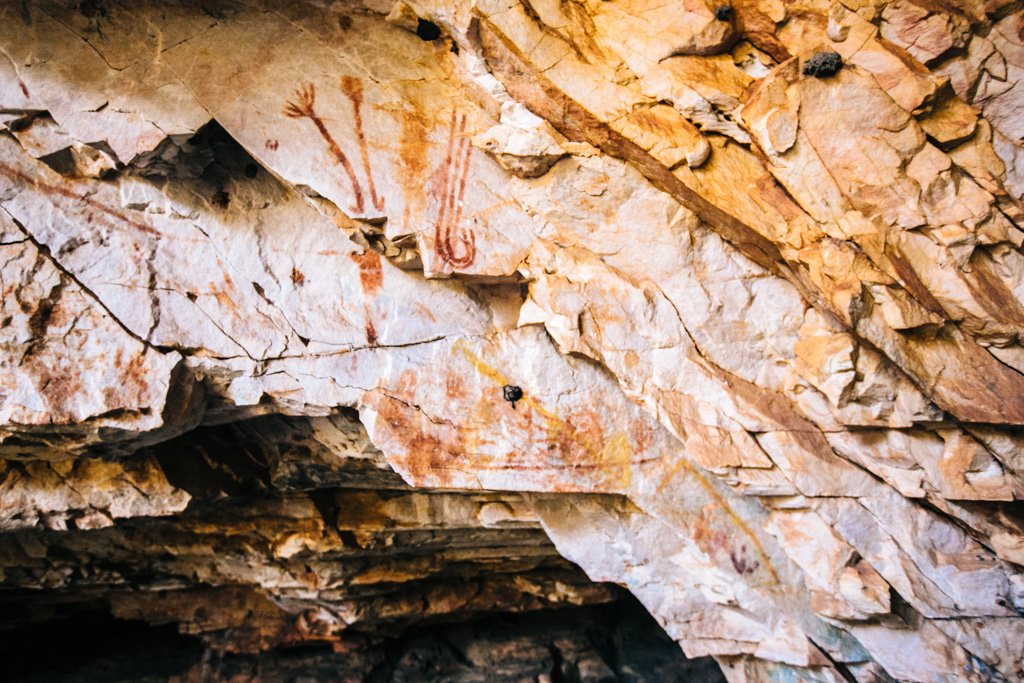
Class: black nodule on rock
803,51,843,78
715,5,733,21
502,384,523,408
416,18,442,41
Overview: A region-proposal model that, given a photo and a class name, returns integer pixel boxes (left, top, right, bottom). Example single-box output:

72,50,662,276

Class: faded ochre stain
656,456,779,583
601,431,632,488
453,339,632,489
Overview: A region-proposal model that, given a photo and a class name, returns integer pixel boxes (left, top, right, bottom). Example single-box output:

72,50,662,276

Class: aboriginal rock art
7,2,1024,681
340,76,385,213
433,110,476,269
283,80,383,215
0,162,162,238
351,247,383,345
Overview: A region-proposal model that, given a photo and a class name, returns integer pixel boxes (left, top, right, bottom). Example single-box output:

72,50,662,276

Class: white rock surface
2,1,1024,680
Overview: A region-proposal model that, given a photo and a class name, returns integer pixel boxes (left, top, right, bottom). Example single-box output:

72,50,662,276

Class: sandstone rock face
2,1,1024,681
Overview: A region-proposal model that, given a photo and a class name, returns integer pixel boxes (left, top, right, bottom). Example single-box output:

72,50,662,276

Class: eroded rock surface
2,1,1024,680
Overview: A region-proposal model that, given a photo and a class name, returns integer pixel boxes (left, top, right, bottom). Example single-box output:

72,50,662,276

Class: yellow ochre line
656,456,779,583
453,339,632,488
454,339,559,423
456,338,771,577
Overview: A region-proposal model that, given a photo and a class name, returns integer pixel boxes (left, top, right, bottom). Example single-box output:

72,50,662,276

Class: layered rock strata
2,0,1024,680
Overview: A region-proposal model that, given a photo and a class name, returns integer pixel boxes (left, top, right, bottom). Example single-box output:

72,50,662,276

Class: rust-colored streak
734,5,791,62
965,250,1024,326
434,110,477,269
399,107,430,230
888,247,947,317
0,162,162,237
339,76,384,213
476,17,1024,425
375,393,460,473
445,374,466,401
283,82,365,214
351,249,383,294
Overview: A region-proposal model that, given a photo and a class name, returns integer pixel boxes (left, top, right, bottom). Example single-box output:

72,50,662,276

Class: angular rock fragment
803,51,844,78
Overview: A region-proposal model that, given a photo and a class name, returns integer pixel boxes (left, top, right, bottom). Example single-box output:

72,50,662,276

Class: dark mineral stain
77,0,106,19
26,276,67,348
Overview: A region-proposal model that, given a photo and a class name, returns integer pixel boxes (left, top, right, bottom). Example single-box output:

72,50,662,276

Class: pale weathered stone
2,1,1024,680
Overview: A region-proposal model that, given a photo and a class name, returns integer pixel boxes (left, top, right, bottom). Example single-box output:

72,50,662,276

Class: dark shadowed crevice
0,411,725,681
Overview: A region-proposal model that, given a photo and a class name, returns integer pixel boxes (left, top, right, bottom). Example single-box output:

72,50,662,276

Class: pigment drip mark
352,249,383,346
283,82,366,214
340,76,385,213
434,110,476,269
